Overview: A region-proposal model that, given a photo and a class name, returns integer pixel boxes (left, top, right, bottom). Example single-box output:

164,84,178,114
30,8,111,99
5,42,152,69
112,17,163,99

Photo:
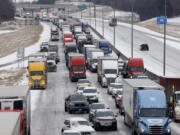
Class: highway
82,18,180,77
30,22,180,135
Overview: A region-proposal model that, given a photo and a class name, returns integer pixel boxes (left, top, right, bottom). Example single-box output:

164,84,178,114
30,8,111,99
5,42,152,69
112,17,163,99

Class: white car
62,117,95,135
62,130,81,135
76,86,86,94
83,87,99,103
111,83,123,97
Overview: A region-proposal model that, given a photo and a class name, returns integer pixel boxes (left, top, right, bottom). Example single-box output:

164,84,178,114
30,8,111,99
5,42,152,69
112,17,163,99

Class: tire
65,105,67,112
68,109,72,114
95,123,99,131
113,124,117,131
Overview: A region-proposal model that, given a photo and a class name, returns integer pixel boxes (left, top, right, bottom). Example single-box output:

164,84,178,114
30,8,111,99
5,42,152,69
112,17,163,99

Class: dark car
89,103,106,121
40,42,49,52
92,109,117,131
140,44,149,51
64,94,89,114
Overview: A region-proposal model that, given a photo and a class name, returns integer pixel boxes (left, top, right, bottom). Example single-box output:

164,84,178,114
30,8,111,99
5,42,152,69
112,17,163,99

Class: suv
40,42,49,52
82,87,99,103
62,117,95,135
92,109,117,131
64,94,89,113
89,103,106,121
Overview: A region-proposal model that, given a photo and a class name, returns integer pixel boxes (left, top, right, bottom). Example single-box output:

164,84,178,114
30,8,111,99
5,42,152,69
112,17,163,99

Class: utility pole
131,1,134,58
94,3,96,29
102,6,104,37
113,8,116,47
89,1,91,25
163,0,167,76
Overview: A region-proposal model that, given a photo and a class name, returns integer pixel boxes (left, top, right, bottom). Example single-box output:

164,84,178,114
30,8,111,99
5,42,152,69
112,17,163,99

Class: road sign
17,47,25,59
77,4,87,10
157,16,167,24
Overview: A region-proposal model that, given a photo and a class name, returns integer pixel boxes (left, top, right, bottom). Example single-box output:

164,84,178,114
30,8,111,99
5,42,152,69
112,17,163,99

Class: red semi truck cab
127,58,145,78
69,56,86,82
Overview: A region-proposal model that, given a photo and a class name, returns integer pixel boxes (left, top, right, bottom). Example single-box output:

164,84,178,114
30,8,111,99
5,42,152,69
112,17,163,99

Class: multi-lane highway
31,22,180,135
82,18,180,76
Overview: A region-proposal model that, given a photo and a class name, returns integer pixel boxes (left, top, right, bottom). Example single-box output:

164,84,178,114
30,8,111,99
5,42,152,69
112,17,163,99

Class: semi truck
123,79,171,135
0,111,24,135
97,56,118,87
86,48,104,72
97,39,112,55
121,58,145,78
0,86,31,135
68,53,86,82
160,76,180,121
83,44,96,61
28,62,47,89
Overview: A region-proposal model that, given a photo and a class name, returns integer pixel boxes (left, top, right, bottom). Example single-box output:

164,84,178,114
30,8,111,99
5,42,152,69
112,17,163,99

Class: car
140,43,149,51
62,117,95,135
89,103,106,121
107,83,123,96
40,42,49,52
114,90,123,108
111,83,123,98
47,60,57,72
92,109,117,131
48,51,60,64
76,86,85,94
64,94,89,113
77,79,91,88
82,87,99,103
62,130,81,135
51,26,59,35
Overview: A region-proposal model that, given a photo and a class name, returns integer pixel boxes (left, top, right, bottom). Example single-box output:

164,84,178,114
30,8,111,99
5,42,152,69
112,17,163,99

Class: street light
131,0,134,58
113,8,116,47
102,6,104,37
89,1,91,25
94,3,96,29
163,0,167,76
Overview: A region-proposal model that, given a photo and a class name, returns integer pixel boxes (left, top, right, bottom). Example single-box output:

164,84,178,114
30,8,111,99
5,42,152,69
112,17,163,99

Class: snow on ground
168,16,180,25
0,22,50,66
0,30,16,35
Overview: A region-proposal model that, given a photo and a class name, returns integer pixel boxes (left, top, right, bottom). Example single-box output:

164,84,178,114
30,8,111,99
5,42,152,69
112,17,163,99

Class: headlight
167,128,171,133
139,128,145,133
69,102,75,106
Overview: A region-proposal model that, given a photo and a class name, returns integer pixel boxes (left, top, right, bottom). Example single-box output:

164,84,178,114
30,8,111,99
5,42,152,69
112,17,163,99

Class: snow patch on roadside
0,22,50,66
0,30,16,35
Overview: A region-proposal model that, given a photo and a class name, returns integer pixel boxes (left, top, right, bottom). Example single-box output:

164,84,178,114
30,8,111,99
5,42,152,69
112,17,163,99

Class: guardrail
89,24,160,82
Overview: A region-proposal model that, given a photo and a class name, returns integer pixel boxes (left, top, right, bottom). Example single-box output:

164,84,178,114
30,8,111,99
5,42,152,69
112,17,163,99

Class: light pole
113,8,116,47
89,1,91,25
163,0,167,76
94,3,97,29
102,6,104,37
131,0,134,58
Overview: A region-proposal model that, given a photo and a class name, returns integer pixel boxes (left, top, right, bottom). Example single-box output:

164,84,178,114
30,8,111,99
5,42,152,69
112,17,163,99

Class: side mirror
168,119,172,124
144,68,147,72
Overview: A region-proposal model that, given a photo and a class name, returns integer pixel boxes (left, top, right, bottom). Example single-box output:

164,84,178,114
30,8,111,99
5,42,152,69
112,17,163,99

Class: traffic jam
0,15,180,135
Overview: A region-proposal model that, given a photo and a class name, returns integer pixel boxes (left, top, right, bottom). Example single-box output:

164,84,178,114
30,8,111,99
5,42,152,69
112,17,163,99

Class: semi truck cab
135,90,171,135
98,40,112,55
28,62,47,89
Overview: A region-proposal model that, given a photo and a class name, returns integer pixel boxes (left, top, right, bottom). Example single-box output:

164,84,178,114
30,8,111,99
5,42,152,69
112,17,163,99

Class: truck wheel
95,123,99,131
64,106,67,112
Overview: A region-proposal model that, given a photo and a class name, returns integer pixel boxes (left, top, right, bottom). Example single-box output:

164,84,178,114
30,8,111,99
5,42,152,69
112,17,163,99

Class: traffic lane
89,19,180,76
86,71,131,135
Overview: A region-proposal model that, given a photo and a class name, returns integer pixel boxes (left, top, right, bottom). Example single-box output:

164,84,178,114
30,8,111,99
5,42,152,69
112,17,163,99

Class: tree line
88,0,180,20
0,0,15,22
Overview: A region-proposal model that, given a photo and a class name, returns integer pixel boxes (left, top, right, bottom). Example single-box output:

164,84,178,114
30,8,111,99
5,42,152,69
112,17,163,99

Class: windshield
104,69,117,74
96,111,114,117
78,80,89,84
175,94,180,101
30,71,43,76
91,104,105,109
92,59,98,63
113,84,123,89
70,95,86,101
84,89,97,93
130,67,144,72
140,108,167,117
72,120,89,126
72,66,84,70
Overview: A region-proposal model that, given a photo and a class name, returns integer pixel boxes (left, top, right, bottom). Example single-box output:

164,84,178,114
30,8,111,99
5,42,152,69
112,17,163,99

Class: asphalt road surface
31,22,180,135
